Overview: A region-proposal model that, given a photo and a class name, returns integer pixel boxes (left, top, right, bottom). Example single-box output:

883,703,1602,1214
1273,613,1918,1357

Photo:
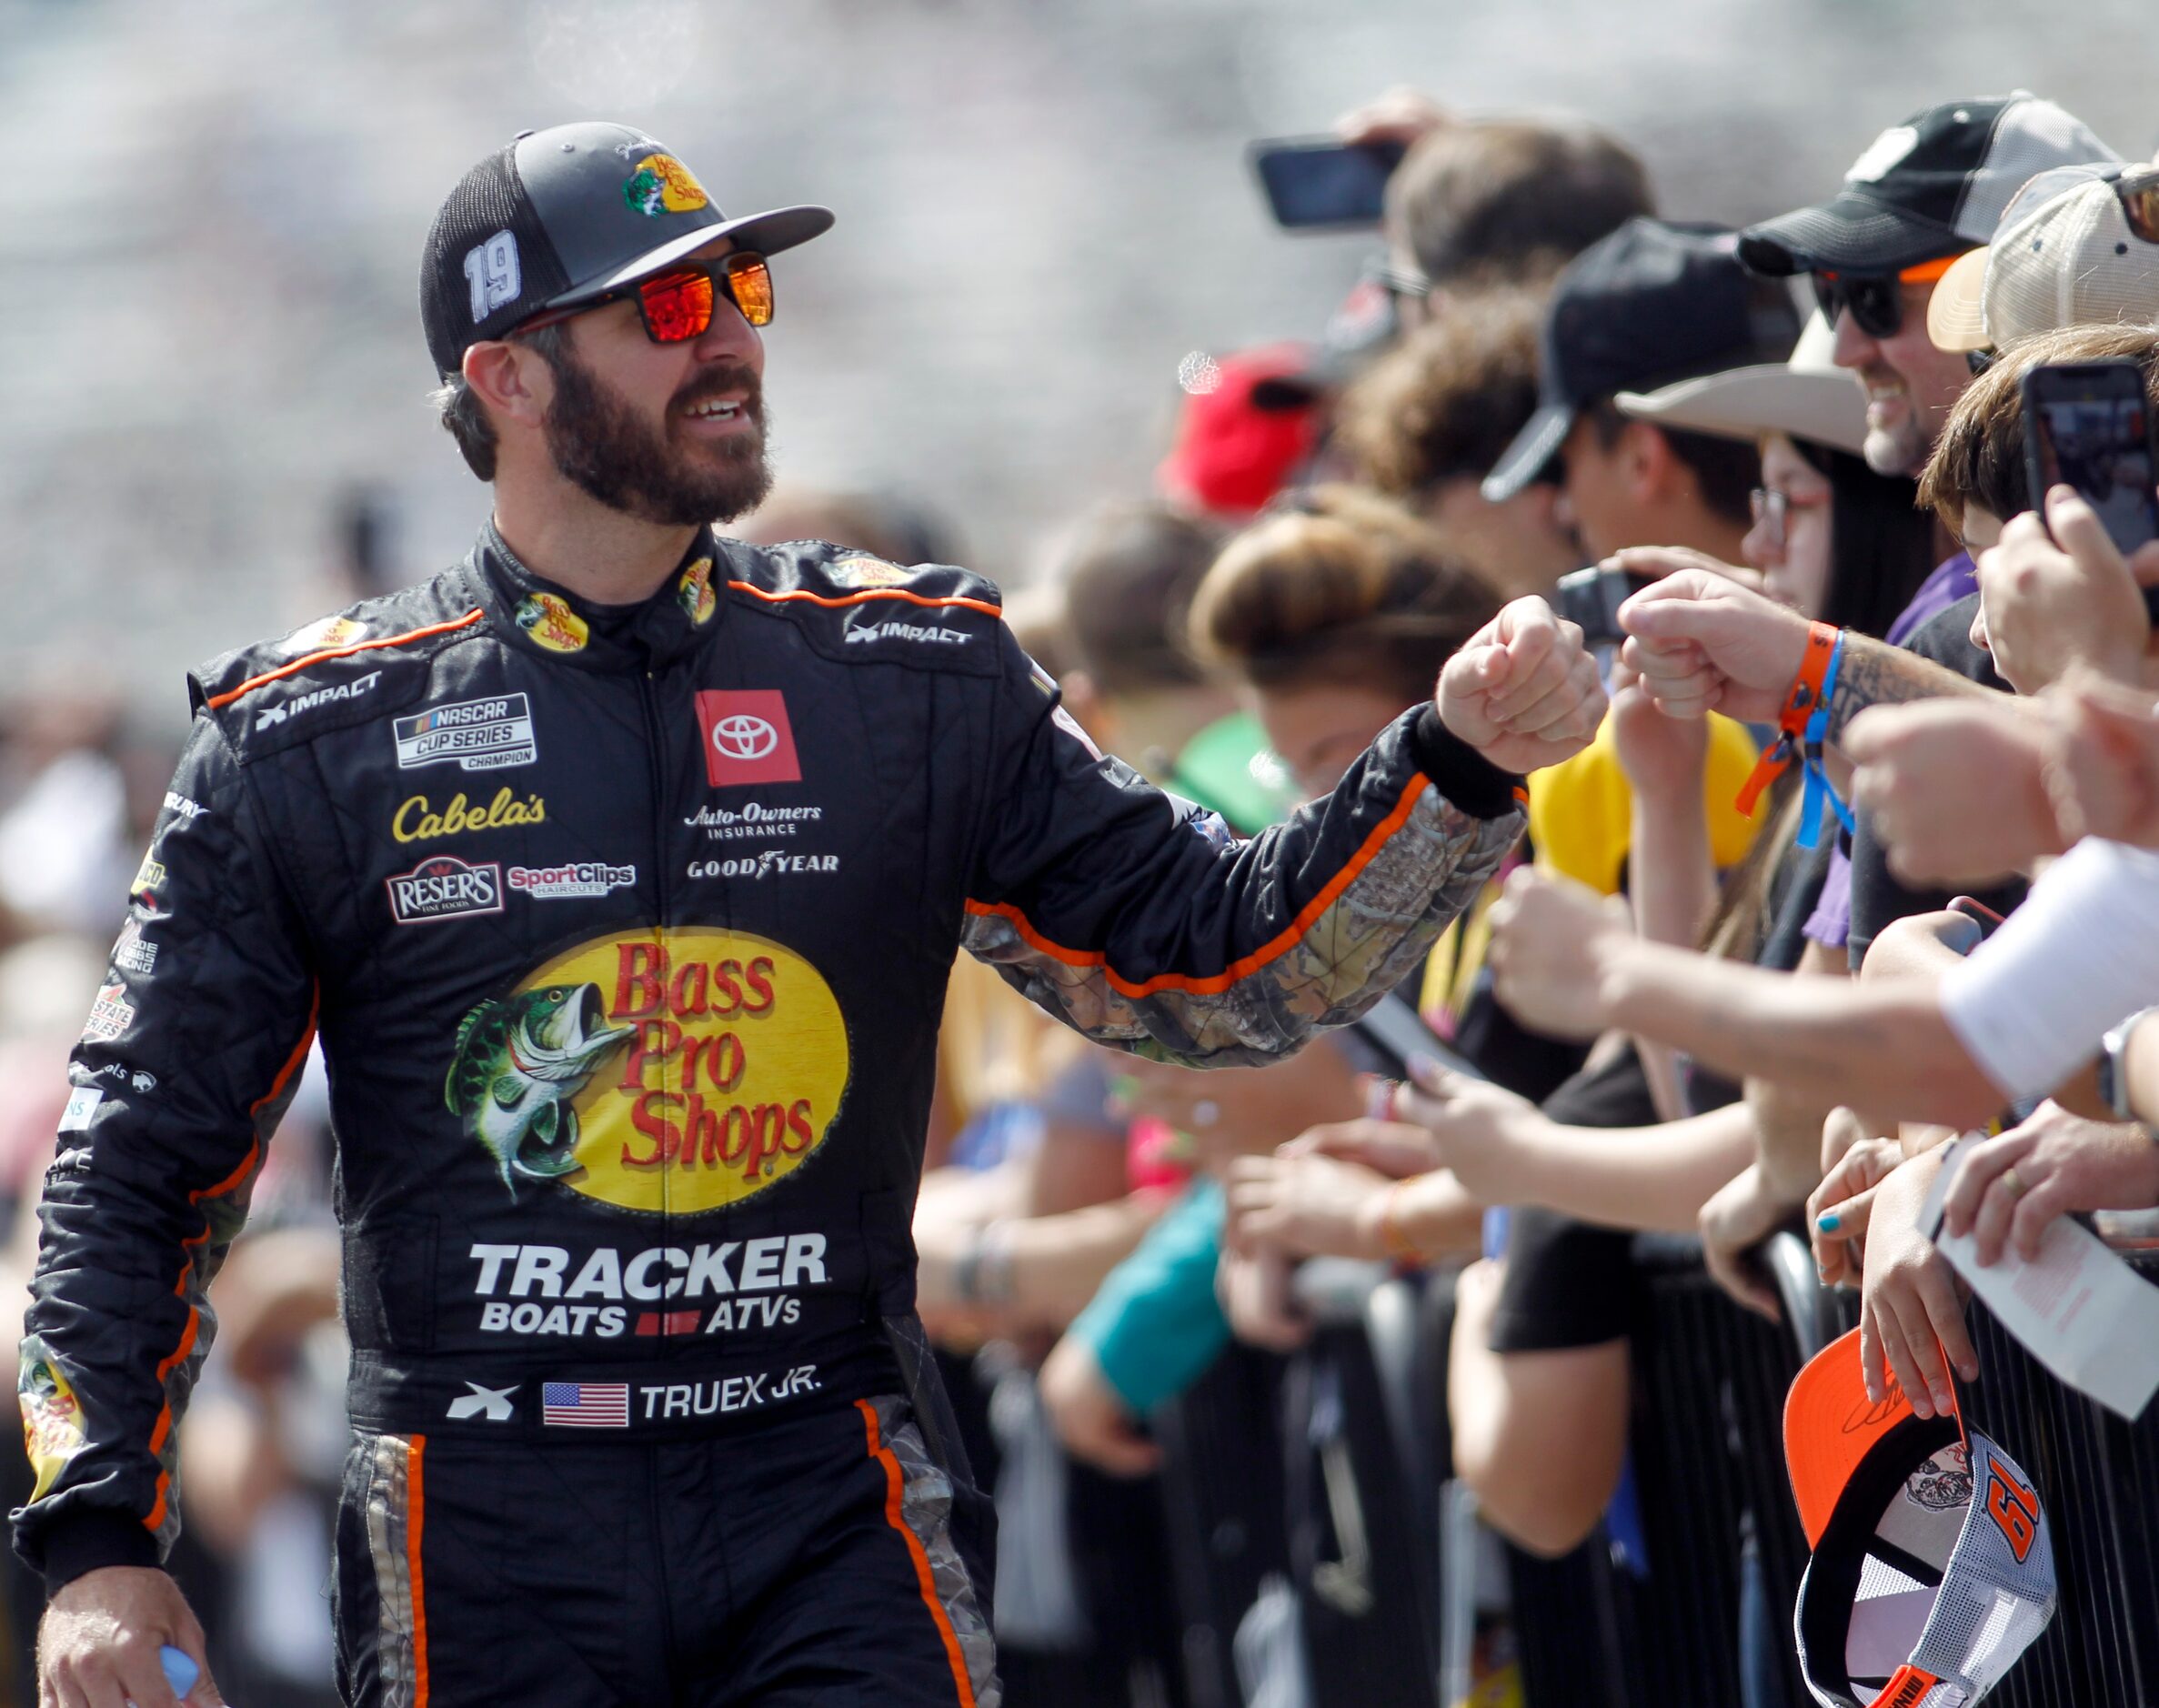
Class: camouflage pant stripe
360,1431,427,1707
859,1396,1003,1708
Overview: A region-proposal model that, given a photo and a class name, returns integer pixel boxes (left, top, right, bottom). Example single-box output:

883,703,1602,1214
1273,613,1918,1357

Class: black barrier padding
1287,1323,1440,1708
1615,1233,1827,1707
1957,1268,2156,1707
1508,1540,1634,1708
1154,1344,1294,1708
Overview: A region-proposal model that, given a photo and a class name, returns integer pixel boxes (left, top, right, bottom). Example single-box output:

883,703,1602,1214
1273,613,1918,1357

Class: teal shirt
1067,1179,1229,1414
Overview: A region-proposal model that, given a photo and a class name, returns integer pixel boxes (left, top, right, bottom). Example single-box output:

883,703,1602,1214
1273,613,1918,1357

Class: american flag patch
542,1381,629,1427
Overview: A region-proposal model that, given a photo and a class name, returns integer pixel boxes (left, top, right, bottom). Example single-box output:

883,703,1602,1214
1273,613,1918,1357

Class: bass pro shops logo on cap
624,154,709,217
444,927,850,1213
696,689,801,787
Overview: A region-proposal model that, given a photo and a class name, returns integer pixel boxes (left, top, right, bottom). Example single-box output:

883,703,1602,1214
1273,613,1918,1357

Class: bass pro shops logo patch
446,928,850,1213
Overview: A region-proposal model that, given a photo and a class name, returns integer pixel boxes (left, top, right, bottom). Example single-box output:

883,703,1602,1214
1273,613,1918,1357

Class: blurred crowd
15,74,2159,1708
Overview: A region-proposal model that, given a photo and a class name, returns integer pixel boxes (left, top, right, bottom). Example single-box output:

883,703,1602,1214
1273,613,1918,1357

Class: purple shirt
1803,553,1977,949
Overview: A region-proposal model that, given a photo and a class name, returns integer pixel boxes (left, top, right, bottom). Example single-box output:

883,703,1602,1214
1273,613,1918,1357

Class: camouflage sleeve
961,631,1526,1066
12,714,316,1592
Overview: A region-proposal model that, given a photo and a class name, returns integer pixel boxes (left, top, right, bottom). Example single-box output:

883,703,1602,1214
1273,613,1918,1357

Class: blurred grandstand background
0,0,2149,709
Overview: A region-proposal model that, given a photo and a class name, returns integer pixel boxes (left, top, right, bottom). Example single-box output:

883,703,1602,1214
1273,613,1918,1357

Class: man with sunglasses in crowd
1604,94,2119,966
14,124,1605,1708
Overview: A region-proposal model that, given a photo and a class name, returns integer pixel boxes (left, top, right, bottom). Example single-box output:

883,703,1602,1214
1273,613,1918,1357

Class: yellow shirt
1421,713,1762,1025
1525,711,1762,897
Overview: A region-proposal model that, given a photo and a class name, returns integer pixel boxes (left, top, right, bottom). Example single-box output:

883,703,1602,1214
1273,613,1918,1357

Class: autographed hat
1929,165,2159,353
1738,93,2118,278
1785,1330,2057,1707
421,122,834,378
1616,310,1866,458
1481,217,1799,501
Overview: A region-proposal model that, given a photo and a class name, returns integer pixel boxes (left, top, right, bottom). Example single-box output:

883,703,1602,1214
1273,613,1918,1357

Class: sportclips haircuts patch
446,928,849,1213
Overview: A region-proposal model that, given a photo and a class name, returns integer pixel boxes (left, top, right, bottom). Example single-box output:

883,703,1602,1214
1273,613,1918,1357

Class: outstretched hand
1617,568,1812,722
1484,866,1633,1040
1436,597,1607,774
1973,486,2159,694
1844,694,2061,885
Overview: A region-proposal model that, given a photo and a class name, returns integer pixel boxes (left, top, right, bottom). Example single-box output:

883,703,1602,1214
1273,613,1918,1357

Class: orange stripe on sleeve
856,1400,977,1708
726,580,1005,620
206,610,486,710
408,1433,429,1708
964,771,1431,1000
142,991,318,1534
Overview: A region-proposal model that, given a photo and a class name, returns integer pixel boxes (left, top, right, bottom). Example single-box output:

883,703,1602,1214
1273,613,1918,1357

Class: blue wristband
1796,630,1856,849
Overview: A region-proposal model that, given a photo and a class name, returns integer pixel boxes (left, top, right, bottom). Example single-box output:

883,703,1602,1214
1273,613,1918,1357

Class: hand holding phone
2020,358,2159,619
1249,136,1407,230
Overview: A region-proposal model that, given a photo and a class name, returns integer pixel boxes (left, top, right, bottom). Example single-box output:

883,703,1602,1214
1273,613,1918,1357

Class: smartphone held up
1249,136,1406,230
2021,355,2159,553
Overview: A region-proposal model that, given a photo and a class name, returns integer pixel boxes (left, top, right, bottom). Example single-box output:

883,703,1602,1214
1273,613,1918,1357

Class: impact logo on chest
445,928,850,1215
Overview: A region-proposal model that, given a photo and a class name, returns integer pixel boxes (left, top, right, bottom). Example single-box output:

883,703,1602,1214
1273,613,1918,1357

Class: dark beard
541,347,773,526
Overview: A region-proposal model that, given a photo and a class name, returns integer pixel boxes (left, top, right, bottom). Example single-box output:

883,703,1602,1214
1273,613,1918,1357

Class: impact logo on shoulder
395,694,538,773
256,672,380,730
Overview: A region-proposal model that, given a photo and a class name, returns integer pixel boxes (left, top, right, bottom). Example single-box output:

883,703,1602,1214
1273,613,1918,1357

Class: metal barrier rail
1155,1238,2159,1708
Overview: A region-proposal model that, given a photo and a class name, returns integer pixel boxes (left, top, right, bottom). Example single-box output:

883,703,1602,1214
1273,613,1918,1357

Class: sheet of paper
1923,1136,2159,1419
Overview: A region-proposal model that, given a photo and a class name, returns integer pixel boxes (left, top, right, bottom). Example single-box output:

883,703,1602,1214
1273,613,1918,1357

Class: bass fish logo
623,155,709,217
678,556,717,626
19,1337,85,1501
447,928,849,1213
447,985,636,1190
515,592,588,654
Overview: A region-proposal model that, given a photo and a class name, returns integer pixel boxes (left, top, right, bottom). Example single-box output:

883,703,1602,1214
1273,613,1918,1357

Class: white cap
1929,165,2159,352
1613,311,1866,457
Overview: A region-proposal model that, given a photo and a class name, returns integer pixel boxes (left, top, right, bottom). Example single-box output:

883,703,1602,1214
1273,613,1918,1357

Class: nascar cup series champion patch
1784,1329,2057,1707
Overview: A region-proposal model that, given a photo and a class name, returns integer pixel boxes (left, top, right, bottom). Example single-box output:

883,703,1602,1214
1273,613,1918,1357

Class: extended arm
1613,563,1985,734
967,603,1608,1064
1391,1071,1757,1234
1486,869,2004,1130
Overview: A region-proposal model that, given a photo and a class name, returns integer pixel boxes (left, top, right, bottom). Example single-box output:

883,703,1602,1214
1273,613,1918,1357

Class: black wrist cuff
1409,706,1523,820
36,1510,158,1597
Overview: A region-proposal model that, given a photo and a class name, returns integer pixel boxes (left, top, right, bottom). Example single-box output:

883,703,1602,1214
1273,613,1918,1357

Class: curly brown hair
1332,292,1546,501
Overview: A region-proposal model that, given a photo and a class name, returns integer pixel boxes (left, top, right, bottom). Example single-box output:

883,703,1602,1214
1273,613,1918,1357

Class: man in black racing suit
16,123,1605,1708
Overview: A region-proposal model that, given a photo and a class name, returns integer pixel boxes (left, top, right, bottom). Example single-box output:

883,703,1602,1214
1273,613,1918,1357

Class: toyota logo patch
695,690,801,786
711,715,778,761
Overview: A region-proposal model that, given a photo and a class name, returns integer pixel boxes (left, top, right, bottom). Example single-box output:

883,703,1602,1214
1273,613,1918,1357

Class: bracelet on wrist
1733,621,1855,849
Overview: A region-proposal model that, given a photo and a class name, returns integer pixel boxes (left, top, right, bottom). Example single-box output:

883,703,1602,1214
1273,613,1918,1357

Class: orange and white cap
1785,1330,2055,1707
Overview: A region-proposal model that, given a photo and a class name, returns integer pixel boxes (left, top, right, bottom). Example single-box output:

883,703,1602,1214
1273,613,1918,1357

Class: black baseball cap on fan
1737,92,2118,277
1481,217,1799,502
420,122,834,379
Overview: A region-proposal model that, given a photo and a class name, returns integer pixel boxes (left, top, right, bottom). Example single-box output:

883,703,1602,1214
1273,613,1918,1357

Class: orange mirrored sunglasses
513,252,774,344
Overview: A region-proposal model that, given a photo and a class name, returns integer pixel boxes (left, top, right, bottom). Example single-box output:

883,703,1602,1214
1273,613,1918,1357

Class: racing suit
13,525,1526,1705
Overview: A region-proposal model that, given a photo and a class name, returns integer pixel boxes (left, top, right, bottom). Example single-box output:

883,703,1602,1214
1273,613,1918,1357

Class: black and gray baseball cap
1737,92,2118,278
421,122,833,378
1481,218,1799,502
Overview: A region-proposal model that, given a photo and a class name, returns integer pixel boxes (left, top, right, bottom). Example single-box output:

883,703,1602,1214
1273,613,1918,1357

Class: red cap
1156,343,1321,518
